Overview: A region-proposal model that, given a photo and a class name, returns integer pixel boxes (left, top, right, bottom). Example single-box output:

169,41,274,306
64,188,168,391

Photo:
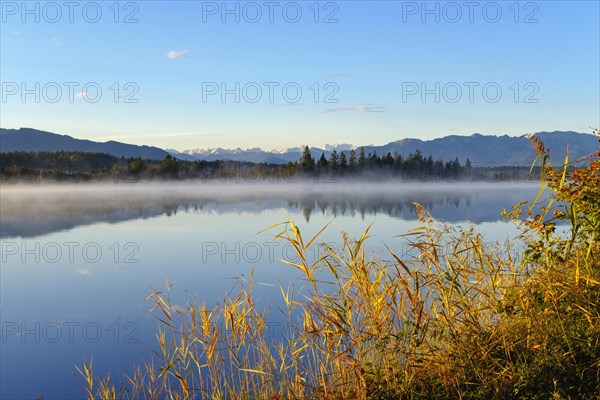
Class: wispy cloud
48,37,62,46
166,49,189,59
75,91,86,97
356,104,385,113
322,104,385,113
77,268,92,275
11,31,21,35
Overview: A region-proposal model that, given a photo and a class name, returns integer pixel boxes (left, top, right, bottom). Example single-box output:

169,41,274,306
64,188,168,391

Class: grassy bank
79,133,600,399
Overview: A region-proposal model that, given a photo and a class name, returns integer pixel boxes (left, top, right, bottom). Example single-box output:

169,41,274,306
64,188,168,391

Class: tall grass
80,133,600,399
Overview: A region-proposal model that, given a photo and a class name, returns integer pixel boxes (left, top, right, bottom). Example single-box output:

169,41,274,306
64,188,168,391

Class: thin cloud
323,107,354,113
75,91,86,97
48,37,62,46
166,50,189,59
322,104,385,113
77,268,92,275
356,104,385,113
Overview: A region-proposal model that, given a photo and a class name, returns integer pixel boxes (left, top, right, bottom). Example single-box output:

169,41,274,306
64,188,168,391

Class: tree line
0,148,539,183
299,146,465,177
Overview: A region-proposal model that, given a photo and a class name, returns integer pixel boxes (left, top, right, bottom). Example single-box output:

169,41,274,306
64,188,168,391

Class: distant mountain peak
321,143,354,152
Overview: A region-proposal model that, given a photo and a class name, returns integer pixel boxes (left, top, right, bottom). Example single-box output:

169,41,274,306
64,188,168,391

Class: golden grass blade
304,220,333,250
239,368,273,376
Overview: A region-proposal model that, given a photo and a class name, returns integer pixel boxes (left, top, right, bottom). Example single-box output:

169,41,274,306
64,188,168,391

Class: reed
79,132,600,399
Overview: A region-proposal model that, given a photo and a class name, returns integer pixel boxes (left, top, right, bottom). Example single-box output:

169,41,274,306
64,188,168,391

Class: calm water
0,182,541,399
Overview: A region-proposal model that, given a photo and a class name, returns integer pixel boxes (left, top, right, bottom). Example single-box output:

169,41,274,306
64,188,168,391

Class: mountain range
0,128,169,160
1,127,597,166
168,131,597,165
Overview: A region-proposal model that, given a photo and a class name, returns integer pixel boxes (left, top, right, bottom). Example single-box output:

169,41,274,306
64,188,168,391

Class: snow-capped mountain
167,131,598,166
321,143,355,152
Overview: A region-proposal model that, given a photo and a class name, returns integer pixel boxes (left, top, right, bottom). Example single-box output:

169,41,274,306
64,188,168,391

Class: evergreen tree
393,152,403,171
317,153,328,170
449,157,461,179
465,158,473,181
358,147,366,168
160,155,179,178
414,149,423,163
435,157,445,177
349,149,357,170
369,151,379,166
300,146,315,172
426,155,434,173
339,151,348,171
329,150,339,170
383,152,394,167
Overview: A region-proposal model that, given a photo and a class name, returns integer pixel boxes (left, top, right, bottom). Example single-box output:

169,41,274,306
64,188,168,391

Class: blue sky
1,0,599,151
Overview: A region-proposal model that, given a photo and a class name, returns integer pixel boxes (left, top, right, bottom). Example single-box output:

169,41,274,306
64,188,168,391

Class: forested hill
0,128,169,159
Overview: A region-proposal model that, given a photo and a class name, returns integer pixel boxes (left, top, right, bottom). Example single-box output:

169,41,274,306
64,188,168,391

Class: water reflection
0,183,541,238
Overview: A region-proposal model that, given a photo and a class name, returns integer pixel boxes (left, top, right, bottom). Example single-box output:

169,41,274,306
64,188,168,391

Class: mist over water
1,182,542,238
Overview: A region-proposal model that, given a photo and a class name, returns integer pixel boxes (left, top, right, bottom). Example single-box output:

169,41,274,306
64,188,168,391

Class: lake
0,182,542,399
